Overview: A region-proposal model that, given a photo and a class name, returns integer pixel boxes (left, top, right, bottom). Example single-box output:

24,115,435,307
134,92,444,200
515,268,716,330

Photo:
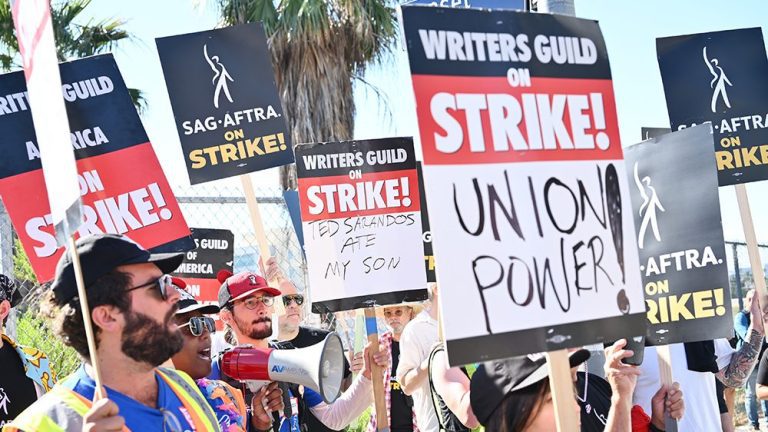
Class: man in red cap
211,270,385,432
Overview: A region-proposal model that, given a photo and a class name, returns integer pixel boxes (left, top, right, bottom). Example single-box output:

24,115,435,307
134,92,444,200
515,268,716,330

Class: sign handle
735,184,768,322
655,345,678,432
364,307,390,432
545,350,579,432
239,174,285,315
69,236,105,400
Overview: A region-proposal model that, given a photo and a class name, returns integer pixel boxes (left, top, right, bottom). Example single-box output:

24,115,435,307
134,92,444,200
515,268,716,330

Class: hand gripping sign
0,54,193,282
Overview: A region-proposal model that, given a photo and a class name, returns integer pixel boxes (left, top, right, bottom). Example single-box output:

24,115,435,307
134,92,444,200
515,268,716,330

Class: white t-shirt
634,340,734,432
396,310,439,431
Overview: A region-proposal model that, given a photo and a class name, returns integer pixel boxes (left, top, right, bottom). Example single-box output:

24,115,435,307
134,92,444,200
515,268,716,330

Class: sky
83,0,768,246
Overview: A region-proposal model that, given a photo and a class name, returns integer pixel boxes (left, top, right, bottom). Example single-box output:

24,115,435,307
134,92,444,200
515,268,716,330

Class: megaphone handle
364,308,390,431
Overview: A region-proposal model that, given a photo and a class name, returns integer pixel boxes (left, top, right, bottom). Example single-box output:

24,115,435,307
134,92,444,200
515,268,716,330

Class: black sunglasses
178,316,216,337
126,274,173,300
282,294,304,306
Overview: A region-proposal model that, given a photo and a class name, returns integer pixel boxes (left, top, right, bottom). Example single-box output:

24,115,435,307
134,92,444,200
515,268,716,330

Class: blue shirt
63,365,196,431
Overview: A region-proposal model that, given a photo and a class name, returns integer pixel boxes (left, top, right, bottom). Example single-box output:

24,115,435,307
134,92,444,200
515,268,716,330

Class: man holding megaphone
210,270,388,431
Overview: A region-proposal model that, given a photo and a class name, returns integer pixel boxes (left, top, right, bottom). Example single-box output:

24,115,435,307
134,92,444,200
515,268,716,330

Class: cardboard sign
404,0,524,10
11,0,82,242
402,6,645,364
283,190,305,254
0,54,193,282
295,137,428,312
657,28,768,186
416,163,436,282
625,124,731,344
156,23,293,185
173,228,234,305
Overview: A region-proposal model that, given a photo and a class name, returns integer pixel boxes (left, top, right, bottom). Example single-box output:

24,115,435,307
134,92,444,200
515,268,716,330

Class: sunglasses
178,316,216,337
126,274,173,300
282,294,304,306
384,308,410,318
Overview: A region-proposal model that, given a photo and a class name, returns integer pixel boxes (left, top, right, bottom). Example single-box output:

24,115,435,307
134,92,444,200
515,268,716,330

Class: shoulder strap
427,344,448,431
157,367,219,431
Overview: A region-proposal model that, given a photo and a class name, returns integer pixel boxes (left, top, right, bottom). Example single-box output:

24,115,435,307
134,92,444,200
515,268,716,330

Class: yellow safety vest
3,367,220,432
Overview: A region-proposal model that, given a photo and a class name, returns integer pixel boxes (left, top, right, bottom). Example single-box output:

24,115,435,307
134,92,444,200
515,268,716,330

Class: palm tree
214,0,398,190
0,0,146,112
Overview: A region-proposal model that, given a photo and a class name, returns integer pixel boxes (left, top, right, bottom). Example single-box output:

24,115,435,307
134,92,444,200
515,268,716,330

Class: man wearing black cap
0,274,56,429
5,234,219,432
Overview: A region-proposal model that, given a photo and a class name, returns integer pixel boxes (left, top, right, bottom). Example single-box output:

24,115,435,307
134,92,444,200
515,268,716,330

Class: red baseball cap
218,271,281,308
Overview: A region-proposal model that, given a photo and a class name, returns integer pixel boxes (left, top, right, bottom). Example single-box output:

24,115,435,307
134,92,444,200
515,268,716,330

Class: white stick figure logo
703,46,732,113
634,162,665,249
0,387,9,415
204,44,234,109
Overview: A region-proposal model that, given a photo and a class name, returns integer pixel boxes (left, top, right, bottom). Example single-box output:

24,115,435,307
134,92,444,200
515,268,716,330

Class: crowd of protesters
1,233,767,431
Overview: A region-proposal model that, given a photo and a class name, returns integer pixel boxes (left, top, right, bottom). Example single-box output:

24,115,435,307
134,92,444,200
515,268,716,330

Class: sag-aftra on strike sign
402,6,645,365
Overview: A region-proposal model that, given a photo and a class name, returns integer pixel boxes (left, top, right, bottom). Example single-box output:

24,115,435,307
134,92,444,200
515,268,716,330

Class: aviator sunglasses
178,316,216,337
282,294,304,306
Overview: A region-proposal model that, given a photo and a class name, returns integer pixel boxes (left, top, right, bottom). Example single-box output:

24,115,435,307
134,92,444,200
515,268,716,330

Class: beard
121,306,183,366
233,311,272,340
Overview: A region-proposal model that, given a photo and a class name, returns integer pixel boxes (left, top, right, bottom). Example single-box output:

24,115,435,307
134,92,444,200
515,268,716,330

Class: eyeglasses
126,274,172,300
234,295,274,310
282,294,304,306
384,308,409,318
178,316,216,337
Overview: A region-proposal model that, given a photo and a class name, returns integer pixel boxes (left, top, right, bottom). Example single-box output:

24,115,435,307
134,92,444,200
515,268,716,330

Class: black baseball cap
172,277,220,315
51,234,185,305
470,349,590,425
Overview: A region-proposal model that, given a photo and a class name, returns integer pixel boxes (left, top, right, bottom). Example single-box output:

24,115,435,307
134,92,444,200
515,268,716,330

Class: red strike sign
415,76,622,164
299,170,421,221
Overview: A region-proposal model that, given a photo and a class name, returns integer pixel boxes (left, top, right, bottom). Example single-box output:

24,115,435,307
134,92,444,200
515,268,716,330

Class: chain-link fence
725,241,768,313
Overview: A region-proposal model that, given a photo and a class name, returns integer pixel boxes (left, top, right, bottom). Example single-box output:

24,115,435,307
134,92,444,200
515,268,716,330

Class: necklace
576,362,591,413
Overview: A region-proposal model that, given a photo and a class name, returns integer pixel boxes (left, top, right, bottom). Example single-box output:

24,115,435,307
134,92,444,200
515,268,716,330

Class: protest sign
283,190,305,254
401,6,645,364
296,137,428,312
11,0,82,243
658,28,768,186
156,23,293,185
416,163,435,282
626,124,731,345
173,228,234,305
0,54,193,282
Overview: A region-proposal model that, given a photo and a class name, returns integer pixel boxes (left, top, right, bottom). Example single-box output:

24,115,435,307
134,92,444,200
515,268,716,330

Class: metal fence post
0,199,13,277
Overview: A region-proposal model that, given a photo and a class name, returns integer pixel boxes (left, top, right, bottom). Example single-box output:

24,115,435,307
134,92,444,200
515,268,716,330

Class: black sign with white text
658,28,768,186
625,124,732,344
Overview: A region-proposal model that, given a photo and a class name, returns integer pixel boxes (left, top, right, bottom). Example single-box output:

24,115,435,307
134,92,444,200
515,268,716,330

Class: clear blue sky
84,0,768,245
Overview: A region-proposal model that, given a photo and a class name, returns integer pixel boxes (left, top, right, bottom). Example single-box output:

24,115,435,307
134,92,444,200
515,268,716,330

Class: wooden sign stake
735,184,768,322
69,236,105,400
545,350,579,432
240,174,285,316
656,345,678,432
364,307,390,432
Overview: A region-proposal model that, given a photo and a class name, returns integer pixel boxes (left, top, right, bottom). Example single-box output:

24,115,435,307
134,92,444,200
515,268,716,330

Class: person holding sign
469,341,684,432
0,275,56,429
5,234,219,432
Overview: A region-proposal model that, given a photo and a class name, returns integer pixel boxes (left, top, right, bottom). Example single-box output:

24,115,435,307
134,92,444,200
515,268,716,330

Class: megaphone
221,333,345,403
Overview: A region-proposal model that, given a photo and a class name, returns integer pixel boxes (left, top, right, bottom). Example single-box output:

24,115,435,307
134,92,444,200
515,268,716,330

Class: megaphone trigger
221,332,346,404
